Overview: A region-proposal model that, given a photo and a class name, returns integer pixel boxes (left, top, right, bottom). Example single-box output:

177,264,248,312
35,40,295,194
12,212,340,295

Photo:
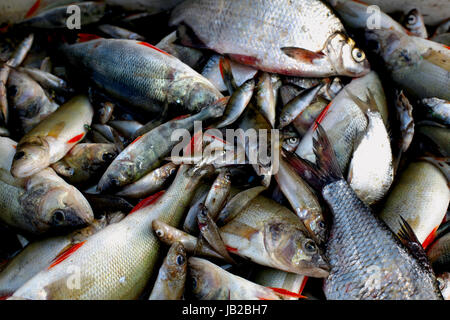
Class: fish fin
397,216,434,274
283,124,342,191
299,276,308,295
67,133,85,144
48,241,86,269
220,222,259,240
77,33,102,43
137,41,171,56
344,87,377,113
268,287,307,299
281,47,325,64
130,190,165,214
219,57,238,94
176,24,209,49
422,226,438,250
25,0,41,18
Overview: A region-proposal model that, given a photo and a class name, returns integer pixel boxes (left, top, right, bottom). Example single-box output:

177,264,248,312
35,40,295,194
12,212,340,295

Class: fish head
188,257,223,299
97,160,137,193
263,221,330,278
11,137,50,178
22,174,94,233
165,242,187,282
325,32,370,77
167,77,223,113
296,208,328,246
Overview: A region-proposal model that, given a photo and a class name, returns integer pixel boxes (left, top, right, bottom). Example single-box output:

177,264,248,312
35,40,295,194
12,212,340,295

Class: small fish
197,204,235,264
149,242,187,300
421,98,450,126
51,143,118,185
255,72,276,128
402,9,428,38
11,95,94,178
214,79,255,128
188,257,305,300
279,84,324,129
98,24,145,41
427,232,450,275
204,169,231,220
97,101,225,193
152,219,224,260
285,124,442,299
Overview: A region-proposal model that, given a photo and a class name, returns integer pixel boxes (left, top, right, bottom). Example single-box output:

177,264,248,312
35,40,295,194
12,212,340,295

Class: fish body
403,9,428,38
366,29,450,100
7,69,59,133
61,39,223,114
421,98,450,126
149,242,187,300
170,0,370,77
51,143,118,185
380,162,449,246
11,95,94,178
10,165,209,299
220,194,329,277
97,102,224,192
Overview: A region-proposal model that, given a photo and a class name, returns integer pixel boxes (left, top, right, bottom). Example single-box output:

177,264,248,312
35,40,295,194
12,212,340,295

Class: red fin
422,226,438,249
25,0,41,18
0,295,11,300
299,276,308,295
130,190,165,214
67,133,85,144
48,241,86,270
281,47,325,64
138,42,171,56
313,101,333,131
226,54,259,66
268,287,307,299
130,135,143,145
171,114,191,121
225,245,238,252
444,45,450,51
351,0,369,5
77,33,102,43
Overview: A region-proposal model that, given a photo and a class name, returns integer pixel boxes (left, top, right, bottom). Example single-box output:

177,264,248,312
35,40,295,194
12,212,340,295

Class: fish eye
407,15,417,25
303,240,317,253
14,151,26,161
176,255,186,266
155,229,164,238
287,137,299,145
351,48,366,63
191,277,197,290
102,152,115,161
318,221,326,229
52,210,66,225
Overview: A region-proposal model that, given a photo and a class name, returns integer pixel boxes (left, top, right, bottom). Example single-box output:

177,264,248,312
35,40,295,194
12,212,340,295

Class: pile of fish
0,0,448,300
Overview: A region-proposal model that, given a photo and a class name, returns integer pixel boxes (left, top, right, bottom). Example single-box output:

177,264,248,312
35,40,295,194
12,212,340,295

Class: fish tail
283,123,342,191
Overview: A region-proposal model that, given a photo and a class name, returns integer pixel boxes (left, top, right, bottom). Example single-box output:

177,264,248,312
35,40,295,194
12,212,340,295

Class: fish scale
11,165,207,299
170,0,367,76
323,180,442,300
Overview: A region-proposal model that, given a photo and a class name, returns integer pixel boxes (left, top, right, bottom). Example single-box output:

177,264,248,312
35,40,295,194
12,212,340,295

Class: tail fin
283,123,342,191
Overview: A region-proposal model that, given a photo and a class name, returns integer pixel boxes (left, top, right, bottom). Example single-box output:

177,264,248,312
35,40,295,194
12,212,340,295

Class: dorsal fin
397,216,434,274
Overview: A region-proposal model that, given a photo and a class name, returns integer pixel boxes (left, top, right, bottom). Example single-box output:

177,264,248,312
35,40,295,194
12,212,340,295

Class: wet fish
156,31,204,69
219,193,329,277
275,158,326,245
149,242,187,300
51,143,118,185
253,267,307,300
7,69,59,133
97,101,225,193
204,170,231,220
421,98,450,126
17,67,72,95
152,219,224,260
9,164,212,299
285,124,442,299
197,204,235,264
0,216,119,297
0,137,93,235
98,24,145,41
255,72,276,128
11,95,94,178
279,84,324,129
116,162,177,199
61,38,223,114
170,0,370,77
380,161,449,248
366,28,450,100
188,257,304,300
427,232,450,274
